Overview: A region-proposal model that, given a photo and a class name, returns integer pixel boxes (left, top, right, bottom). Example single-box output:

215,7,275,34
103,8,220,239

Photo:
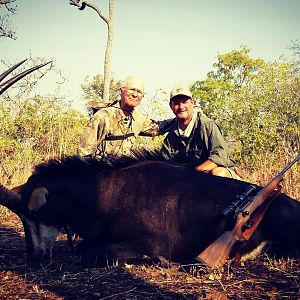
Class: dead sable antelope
0,154,299,267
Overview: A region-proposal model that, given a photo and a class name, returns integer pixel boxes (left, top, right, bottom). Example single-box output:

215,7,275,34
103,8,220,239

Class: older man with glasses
78,76,171,161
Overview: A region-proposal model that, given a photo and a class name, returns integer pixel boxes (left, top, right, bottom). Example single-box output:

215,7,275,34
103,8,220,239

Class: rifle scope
222,184,257,217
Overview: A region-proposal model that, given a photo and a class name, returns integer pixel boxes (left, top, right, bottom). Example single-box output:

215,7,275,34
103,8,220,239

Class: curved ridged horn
0,60,51,95
0,184,21,213
0,59,27,83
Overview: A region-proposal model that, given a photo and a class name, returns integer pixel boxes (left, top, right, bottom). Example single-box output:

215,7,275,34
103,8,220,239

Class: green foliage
81,74,122,102
191,46,300,168
81,74,123,116
0,96,87,184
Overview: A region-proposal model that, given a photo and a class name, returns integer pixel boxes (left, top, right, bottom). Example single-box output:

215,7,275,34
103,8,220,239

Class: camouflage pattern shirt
78,101,166,160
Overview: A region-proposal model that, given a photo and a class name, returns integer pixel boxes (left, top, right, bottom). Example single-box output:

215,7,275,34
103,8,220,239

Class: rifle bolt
242,211,249,217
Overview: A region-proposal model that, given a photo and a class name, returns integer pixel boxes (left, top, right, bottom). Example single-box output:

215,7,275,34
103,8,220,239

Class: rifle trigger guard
243,219,253,230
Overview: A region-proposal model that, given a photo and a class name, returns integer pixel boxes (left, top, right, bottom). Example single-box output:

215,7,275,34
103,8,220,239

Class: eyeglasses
126,88,144,97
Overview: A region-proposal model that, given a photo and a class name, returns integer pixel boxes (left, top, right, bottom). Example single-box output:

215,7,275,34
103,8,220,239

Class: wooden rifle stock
197,153,300,268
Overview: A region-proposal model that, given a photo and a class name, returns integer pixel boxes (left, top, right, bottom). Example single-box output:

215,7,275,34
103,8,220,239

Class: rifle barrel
277,153,300,177
222,153,299,218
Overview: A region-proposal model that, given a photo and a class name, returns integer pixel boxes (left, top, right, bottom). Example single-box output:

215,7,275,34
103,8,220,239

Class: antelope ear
0,184,21,213
11,183,25,194
28,187,48,211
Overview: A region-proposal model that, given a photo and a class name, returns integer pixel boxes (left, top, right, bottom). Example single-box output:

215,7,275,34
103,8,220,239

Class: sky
0,0,299,113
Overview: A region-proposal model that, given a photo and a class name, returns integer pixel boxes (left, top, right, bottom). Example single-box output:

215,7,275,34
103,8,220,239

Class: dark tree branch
0,0,17,39
69,0,108,24
0,0,17,13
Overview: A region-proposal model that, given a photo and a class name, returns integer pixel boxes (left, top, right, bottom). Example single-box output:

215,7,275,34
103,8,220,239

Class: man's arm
205,121,230,166
139,118,175,137
77,112,107,158
195,121,230,171
195,159,218,172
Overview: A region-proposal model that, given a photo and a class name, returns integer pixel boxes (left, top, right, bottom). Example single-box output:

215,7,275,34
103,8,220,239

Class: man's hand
195,160,218,173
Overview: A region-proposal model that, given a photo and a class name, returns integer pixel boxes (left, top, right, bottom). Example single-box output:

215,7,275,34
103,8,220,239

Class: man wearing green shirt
161,86,240,179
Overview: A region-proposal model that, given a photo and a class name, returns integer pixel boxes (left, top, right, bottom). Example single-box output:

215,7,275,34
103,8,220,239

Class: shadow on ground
1,210,299,299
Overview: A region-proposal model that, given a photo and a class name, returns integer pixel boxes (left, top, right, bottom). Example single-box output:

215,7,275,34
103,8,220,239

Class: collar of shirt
177,109,197,138
115,101,134,125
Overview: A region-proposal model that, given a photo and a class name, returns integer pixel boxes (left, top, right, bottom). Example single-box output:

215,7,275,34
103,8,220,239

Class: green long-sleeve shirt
161,110,235,169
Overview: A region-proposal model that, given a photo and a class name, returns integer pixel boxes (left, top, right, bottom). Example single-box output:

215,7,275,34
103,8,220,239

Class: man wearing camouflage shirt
78,76,170,161
161,86,240,179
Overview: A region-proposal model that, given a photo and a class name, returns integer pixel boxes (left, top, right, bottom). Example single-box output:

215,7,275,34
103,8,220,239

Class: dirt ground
0,207,299,300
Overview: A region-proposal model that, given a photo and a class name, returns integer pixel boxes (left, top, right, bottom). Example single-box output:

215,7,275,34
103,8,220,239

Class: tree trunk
69,0,115,103
103,0,114,102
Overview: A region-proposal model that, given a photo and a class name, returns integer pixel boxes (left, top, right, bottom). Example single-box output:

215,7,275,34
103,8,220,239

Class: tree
191,46,299,166
69,0,114,103
289,40,300,75
0,95,87,184
81,74,122,115
0,0,17,39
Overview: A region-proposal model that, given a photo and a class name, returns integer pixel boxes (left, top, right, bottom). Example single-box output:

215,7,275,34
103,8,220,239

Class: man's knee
211,167,228,177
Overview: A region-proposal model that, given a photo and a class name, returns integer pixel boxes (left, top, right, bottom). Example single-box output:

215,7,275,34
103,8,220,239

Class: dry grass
0,209,299,300
240,154,300,200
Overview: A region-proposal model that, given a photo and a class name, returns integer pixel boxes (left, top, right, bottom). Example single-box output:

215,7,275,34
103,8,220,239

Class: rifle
197,153,300,268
